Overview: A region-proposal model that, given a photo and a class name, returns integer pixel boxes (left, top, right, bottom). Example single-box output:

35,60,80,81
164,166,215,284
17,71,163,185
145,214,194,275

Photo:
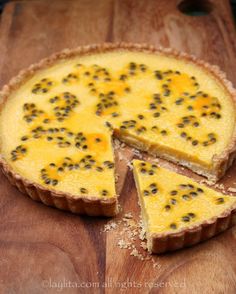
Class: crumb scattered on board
101,212,161,268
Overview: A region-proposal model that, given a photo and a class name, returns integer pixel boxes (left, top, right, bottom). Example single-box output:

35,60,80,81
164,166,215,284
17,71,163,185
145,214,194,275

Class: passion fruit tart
0,43,236,216
133,159,236,253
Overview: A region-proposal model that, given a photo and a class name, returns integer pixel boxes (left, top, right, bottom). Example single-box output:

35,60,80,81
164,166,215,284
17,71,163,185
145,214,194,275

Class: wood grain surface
0,0,236,293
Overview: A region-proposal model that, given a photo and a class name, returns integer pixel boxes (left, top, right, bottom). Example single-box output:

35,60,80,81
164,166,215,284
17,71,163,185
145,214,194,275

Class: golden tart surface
0,43,236,216
133,159,236,253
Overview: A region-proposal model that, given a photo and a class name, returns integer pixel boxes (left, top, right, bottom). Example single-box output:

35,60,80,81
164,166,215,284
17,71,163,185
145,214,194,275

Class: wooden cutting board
1,0,236,293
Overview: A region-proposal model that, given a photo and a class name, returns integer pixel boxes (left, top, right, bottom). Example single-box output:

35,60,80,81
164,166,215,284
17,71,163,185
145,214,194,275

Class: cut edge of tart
1,158,118,216
0,43,236,216
133,159,236,254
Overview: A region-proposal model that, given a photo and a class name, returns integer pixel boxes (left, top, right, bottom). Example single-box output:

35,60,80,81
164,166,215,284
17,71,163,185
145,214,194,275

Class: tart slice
133,159,236,254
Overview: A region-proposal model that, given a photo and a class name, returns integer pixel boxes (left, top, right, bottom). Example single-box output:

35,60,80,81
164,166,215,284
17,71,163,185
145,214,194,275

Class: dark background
0,0,236,18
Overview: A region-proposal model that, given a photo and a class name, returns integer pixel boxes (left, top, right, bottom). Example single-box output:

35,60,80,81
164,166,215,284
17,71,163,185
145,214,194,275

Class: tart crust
148,204,236,254
0,43,236,216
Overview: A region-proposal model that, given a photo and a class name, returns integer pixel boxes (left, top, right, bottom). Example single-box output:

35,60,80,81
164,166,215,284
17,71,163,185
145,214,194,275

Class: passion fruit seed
170,198,177,205
197,188,204,193
101,189,109,196
80,187,88,194
182,194,190,201
182,215,190,222
165,205,171,211
170,223,177,229
188,212,196,218
143,190,149,196
216,197,225,204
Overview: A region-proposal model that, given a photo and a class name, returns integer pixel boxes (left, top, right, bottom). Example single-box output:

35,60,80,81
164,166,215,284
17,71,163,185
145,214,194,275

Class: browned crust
0,42,236,216
133,160,236,254
149,204,236,254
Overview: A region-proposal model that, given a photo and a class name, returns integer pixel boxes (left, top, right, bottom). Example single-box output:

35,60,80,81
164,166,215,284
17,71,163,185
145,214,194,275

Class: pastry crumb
140,241,147,250
113,139,125,150
228,187,236,193
102,221,118,232
124,212,133,219
115,174,119,183
200,179,215,186
118,239,131,249
130,248,144,260
152,261,161,269
102,211,161,268
132,148,142,158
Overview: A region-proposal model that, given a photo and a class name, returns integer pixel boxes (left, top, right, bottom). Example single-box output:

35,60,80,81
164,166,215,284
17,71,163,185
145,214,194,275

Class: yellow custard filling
133,160,236,234
0,50,235,198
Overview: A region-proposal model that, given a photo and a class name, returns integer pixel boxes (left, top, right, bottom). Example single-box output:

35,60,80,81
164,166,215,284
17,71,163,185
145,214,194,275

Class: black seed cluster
139,162,158,176
72,63,122,117
177,115,199,129
179,183,203,201
164,197,178,211
154,70,198,97
194,92,222,119
62,72,79,84
95,91,118,116
119,120,148,135
103,160,114,169
41,167,58,186
123,62,148,78
86,64,111,82
40,155,111,187
179,129,217,147
120,120,136,130
75,132,87,150
32,78,54,94
202,133,217,147
149,93,168,118
142,182,158,196
21,126,90,150
163,183,204,212
23,103,44,123
11,145,27,161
